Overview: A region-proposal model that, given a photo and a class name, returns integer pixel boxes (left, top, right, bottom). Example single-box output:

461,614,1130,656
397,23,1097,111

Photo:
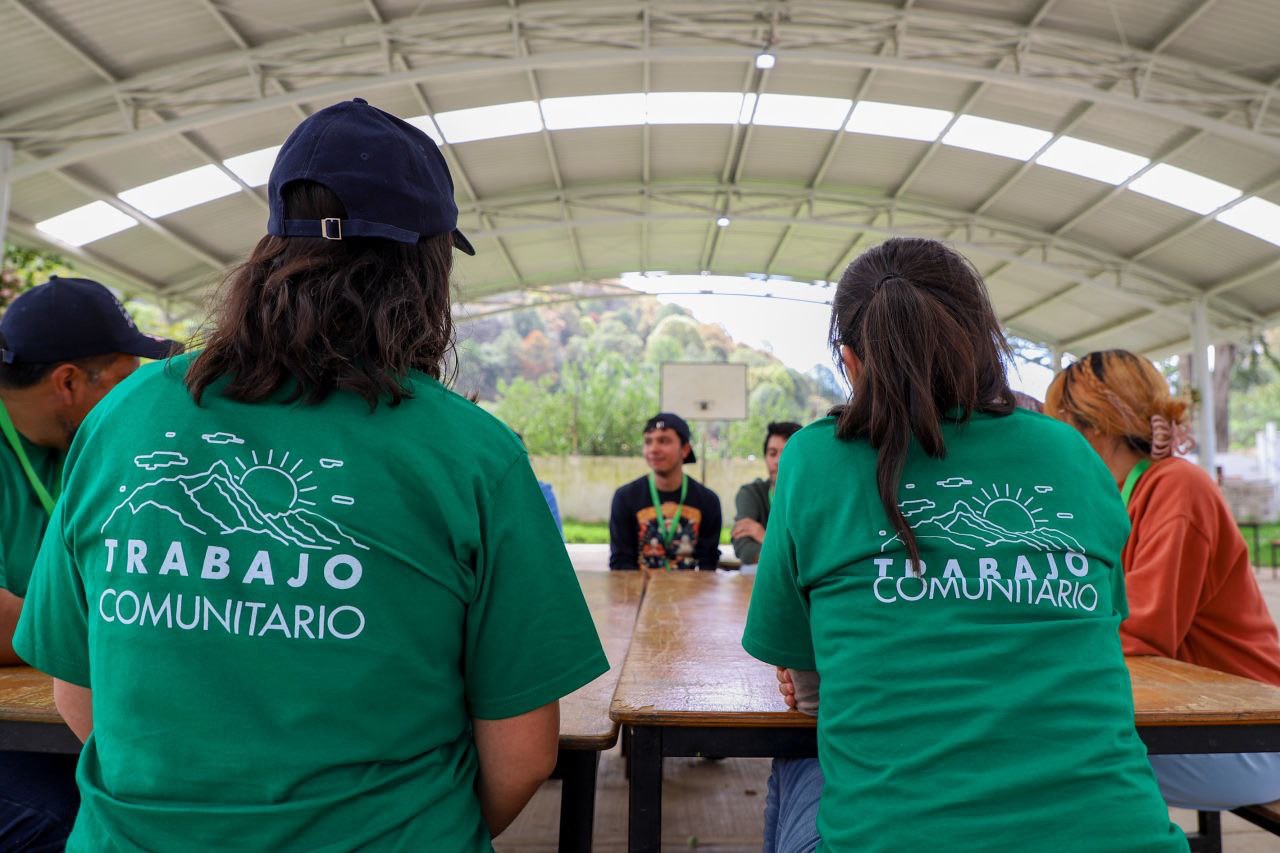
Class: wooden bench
553,570,646,852
0,666,78,753
1190,801,1280,852
1233,800,1280,835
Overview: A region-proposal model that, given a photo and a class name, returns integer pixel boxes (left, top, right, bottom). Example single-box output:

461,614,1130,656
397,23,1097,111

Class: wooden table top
610,570,798,727
610,571,1280,729
1129,655,1280,726
559,570,647,748
0,665,60,724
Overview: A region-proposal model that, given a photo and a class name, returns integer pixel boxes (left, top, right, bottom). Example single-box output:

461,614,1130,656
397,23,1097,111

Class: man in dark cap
608,412,722,571
0,275,178,847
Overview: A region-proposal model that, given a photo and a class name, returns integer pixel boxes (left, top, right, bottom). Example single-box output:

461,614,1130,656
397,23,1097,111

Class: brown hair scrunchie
1150,413,1196,459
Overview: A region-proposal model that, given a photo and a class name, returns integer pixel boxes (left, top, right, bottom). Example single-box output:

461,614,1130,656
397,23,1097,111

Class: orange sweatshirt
1121,457,1280,687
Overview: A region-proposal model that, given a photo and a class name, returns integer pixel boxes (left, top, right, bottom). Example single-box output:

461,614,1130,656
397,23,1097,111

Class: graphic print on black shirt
637,502,703,570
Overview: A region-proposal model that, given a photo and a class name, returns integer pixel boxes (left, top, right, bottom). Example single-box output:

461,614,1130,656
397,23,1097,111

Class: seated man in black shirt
608,413,721,570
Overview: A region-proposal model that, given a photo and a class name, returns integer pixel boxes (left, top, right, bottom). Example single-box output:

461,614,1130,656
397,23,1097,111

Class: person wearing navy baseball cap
267,97,475,253
607,412,723,572
11,99,608,851
0,274,179,849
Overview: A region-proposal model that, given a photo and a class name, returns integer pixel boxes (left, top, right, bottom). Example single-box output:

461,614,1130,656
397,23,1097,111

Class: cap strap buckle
321,218,343,240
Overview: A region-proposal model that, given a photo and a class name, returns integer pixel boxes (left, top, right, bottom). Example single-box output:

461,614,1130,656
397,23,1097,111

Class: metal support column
1049,346,1063,374
1191,299,1216,473
0,141,13,255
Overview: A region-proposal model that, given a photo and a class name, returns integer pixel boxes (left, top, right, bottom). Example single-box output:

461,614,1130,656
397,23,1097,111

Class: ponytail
829,238,1014,572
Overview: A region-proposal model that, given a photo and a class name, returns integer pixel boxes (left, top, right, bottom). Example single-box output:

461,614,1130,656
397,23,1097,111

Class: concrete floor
495,572,1280,851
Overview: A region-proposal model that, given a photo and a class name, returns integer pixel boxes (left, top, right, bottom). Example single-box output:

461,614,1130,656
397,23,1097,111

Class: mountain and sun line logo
880,480,1082,553
104,431,367,551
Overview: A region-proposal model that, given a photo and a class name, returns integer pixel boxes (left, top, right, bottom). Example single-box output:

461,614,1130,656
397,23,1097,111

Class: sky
619,274,1057,400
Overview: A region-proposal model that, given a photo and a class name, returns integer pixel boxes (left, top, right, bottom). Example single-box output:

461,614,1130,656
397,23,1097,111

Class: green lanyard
0,400,57,516
1120,458,1152,509
647,473,688,547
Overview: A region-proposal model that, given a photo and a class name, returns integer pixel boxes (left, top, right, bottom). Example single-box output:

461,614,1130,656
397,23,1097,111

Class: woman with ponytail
742,238,1184,852
1046,349,1280,810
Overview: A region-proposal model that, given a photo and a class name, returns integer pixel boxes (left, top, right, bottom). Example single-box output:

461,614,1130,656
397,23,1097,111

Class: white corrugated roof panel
0,0,1275,353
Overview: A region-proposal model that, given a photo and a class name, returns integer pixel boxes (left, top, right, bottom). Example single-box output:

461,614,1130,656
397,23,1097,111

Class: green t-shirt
743,411,1187,853
15,354,608,852
0,421,62,598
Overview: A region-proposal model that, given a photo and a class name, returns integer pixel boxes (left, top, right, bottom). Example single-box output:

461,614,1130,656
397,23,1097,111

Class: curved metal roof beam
449,180,1261,321
430,192,1259,335
4,2,1280,180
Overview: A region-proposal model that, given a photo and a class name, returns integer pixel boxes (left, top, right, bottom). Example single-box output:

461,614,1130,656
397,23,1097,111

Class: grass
562,520,610,545
562,519,733,545
1238,522,1280,569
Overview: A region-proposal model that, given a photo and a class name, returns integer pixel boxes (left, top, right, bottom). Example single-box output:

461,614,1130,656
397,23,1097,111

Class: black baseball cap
267,98,476,254
0,276,180,364
644,412,696,464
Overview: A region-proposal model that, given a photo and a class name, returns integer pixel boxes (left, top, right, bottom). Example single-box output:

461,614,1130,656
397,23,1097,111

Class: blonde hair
1044,350,1194,459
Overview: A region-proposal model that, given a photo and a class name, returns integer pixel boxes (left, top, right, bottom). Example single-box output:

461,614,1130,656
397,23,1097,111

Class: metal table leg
627,726,664,852
555,749,601,853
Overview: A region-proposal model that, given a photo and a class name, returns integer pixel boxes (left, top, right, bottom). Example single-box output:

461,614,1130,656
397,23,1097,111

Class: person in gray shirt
731,421,801,566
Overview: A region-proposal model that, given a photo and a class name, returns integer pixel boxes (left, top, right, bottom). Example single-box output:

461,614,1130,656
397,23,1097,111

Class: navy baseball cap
0,276,180,364
267,98,475,255
644,412,696,464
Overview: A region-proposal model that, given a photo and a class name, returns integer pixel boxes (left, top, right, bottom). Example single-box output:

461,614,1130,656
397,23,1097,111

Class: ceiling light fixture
755,51,776,70
716,216,731,227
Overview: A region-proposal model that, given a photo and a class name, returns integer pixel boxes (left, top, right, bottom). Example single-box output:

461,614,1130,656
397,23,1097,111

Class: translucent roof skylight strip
942,115,1053,161
1129,164,1243,215
117,164,240,218
36,200,138,246
222,145,282,188
846,101,953,142
405,116,444,145
1035,136,1149,185
542,93,645,130
751,94,851,131
1217,197,1280,246
647,92,747,125
433,101,544,144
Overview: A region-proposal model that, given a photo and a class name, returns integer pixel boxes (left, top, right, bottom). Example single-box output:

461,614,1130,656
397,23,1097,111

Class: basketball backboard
659,362,748,421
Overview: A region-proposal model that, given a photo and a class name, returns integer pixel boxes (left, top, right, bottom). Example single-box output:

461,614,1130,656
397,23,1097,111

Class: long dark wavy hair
186,181,456,408
828,237,1015,571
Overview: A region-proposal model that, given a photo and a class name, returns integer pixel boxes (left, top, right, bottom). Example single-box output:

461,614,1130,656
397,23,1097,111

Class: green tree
1,244,75,310
517,328,558,381
1228,330,1280,448
494,375,573,454
513,307,545,338
723,385,806,457
120,296,200,349
496,338,657,455
748,364,796,401
648,314,706,360
592,318,645,362
644,334,684,365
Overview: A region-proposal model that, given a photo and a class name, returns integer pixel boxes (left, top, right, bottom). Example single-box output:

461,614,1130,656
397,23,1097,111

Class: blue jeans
763,757,823,853
1149,752,1280,811
0,751,79,851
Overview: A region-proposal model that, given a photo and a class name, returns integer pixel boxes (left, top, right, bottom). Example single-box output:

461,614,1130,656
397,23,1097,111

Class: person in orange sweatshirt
1046,349,1280,810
